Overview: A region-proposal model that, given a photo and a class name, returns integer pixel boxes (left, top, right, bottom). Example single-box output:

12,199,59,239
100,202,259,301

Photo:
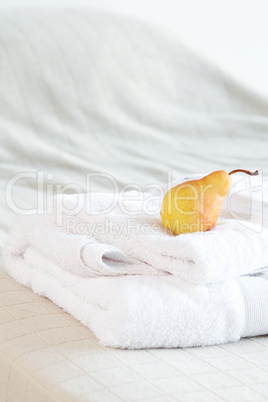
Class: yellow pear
160,169,258,235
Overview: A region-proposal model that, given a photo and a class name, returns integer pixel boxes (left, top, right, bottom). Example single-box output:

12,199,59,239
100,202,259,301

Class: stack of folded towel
3,174,268,348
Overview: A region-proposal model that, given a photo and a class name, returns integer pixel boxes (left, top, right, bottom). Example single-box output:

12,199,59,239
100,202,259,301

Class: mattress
0,7,268,401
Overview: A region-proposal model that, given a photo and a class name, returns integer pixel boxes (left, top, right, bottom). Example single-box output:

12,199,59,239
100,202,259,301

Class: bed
1,7,268,401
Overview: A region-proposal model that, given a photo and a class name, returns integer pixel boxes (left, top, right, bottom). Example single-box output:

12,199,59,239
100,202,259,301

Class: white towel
3,242,246,348
3,173,268,348
46,176,268,285
4,224,268,348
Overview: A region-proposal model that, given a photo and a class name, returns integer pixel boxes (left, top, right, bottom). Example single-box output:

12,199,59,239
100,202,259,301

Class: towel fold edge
237,274,268,338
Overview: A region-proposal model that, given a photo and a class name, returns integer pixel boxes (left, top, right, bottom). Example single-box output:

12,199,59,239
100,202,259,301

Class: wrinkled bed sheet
1,8,268,246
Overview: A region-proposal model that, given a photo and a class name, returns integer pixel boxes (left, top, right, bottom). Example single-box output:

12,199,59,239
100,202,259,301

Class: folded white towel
5,214,162,278
238,267,268,338
3,230,245,348
4,220,268,348
46,178,268,285
3,173,268,348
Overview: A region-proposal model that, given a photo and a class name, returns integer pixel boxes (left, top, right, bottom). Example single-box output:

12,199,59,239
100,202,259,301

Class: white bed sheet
1,8,268,246
0,7,268,401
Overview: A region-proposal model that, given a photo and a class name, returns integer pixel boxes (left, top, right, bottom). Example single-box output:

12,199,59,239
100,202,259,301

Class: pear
160,169,259,235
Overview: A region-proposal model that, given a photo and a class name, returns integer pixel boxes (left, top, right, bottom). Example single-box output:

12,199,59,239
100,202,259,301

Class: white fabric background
1,7,268,247
0,0,268,97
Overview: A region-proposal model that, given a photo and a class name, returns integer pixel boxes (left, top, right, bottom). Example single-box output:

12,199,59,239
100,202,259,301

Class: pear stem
228,169,259,176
